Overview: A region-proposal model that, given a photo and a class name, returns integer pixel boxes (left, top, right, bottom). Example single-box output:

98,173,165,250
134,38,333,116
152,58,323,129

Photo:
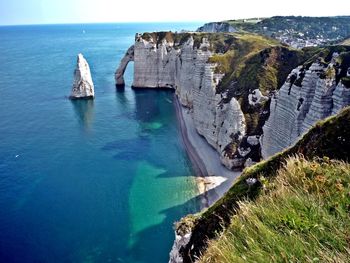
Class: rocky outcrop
261,56,350,158
70,54,94,99
120,33,246,170
115,45,134,87
192,79,245,169
196,22,236,33
169,231,192,263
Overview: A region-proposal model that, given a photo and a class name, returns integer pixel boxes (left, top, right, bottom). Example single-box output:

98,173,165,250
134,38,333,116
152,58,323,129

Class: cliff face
117,32,350,170
132,33,178,88
70,53,94,99
116,31,350,263
261,52,350,158
117,32,310,169
122,32,246,169
196,22,236,33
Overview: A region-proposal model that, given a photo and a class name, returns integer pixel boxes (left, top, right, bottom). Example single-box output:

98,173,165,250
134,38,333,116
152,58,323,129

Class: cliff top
138,31,279,52
177,105,350,262
200,156,350,262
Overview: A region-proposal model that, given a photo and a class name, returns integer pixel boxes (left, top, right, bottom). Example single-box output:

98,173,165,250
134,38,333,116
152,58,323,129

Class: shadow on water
127,190,207,263
133,89,174,123
115,85,128,105
99,87,201,262
102,136,151,161
71,99,94,129
127,179,230,263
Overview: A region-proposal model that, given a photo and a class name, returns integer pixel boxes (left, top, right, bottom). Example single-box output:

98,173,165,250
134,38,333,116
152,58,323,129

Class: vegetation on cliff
139,30,350,167
200,157,350,263
215,43,350,163
208,35,316,162
177,106,350,262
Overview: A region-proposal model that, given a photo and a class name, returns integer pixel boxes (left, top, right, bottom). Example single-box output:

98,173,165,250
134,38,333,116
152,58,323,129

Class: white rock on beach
70,53,94,99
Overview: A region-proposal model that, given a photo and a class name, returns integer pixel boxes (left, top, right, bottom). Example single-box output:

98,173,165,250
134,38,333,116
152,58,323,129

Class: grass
200,157,350,263
176,106,350,262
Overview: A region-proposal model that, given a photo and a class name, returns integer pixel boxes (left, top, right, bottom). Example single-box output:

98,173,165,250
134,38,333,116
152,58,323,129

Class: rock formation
196,22,236,33
70,54,94,99
261,55,350,158
119,33,246,170
118,32,350,173
115,45,134,87
117,31,350,263
169,231,192,263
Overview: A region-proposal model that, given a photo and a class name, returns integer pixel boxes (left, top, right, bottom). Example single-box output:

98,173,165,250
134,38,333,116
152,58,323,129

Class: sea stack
70,53,94,99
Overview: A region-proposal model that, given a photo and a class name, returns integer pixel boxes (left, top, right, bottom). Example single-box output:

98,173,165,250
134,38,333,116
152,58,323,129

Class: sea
0,22,203,263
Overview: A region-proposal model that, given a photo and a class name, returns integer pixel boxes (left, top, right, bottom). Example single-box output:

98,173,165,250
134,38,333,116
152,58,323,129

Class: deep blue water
0,22,203,263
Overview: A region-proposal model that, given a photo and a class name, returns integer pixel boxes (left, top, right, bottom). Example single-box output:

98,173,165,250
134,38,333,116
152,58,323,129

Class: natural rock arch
115,45,134,87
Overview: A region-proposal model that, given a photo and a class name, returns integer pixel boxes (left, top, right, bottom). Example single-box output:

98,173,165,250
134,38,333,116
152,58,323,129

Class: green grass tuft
200,157,350,263
177,106,350,262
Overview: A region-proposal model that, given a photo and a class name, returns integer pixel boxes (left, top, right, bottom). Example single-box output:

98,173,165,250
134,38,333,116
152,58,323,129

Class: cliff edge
173,106,350,262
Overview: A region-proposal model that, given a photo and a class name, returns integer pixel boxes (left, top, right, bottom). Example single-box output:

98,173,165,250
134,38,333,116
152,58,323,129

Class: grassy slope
200,157,350,263
178,106,350,262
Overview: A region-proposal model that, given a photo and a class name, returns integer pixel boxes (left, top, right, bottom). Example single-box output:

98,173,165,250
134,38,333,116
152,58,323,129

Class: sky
1,0,350,25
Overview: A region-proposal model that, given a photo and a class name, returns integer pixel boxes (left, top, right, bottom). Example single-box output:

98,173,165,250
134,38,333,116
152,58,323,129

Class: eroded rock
70,54,94,99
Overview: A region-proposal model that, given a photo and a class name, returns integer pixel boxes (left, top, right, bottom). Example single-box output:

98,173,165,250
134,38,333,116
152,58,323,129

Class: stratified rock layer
128,33,246,170
261,59,350,158
70,54,94,99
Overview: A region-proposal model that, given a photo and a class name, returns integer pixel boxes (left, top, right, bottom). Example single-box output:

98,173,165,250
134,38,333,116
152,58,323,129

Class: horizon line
2,14,350,27
0,20,206,27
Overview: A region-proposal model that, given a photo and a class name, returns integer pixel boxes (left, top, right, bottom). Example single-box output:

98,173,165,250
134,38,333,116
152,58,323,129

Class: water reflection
71,99,94,129
115,86,130,109
133,89,161,123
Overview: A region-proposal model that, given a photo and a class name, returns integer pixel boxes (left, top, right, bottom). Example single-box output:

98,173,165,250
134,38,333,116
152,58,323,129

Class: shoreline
174,94,241,208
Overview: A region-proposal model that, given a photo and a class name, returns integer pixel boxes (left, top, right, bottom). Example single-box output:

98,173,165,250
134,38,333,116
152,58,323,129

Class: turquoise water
0,23,203,263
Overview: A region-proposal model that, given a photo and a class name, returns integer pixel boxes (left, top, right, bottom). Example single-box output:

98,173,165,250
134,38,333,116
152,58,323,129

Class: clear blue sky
1,0,350,25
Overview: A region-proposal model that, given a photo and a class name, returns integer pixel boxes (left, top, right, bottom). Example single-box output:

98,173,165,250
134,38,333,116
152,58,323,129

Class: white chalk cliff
119,33,246,170
70,53,94,99
261,56,350,158
118,34,350,170
196,22,236,33
115,45,134,86
169,230,192,263
117,34,350,263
